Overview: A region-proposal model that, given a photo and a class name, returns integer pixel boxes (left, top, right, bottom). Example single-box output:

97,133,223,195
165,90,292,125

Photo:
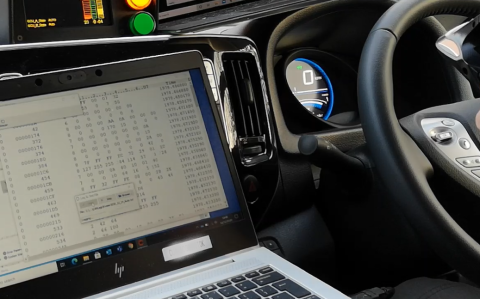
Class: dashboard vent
222,52,271,166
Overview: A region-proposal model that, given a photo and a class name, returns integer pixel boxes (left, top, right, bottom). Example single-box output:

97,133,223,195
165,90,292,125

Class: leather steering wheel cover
358,0,480,282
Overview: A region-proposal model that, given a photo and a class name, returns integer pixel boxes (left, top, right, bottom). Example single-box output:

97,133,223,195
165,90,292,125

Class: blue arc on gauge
303,102,323,109
293,90,329,95
294,58,334,120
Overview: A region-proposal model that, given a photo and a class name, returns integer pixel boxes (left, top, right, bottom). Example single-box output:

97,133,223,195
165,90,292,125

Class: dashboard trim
0,34,259,52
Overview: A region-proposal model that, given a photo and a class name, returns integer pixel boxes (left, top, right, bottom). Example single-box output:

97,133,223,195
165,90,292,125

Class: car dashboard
0,0,472,294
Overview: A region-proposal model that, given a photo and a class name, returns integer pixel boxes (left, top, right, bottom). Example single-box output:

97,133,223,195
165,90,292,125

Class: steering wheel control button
422,117,480,183
432,131,453,143
442,120,456,126
459,138,472,150
456,157,480,168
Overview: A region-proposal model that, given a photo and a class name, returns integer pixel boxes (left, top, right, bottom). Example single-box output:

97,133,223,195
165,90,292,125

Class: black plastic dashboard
0,0,476,292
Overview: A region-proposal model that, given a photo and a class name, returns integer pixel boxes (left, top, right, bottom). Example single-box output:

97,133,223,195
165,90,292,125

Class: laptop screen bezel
0,50,258,298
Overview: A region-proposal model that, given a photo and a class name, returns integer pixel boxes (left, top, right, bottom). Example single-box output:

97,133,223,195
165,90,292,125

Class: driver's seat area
392,278,480,299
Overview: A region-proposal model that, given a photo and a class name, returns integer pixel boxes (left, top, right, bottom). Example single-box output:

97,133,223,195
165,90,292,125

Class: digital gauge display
23,0,112,29
286,58,334,120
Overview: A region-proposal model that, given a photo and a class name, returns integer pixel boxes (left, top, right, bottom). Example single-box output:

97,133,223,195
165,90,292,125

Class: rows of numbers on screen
72,87,170,194
0,75,228,258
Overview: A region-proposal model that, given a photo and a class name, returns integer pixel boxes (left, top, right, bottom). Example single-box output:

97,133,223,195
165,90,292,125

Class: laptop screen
0,67,244,289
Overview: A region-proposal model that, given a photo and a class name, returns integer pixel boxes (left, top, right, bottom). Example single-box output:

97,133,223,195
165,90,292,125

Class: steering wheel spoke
400,99,480,196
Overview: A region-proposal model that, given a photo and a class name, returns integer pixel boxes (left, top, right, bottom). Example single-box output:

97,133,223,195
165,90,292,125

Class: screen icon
71,258,78,265
59,262,66,268
94,252,101,259
83,255,90,262
106,249,113,256
128,243,134,249
137,239,145,247
117,246,123,253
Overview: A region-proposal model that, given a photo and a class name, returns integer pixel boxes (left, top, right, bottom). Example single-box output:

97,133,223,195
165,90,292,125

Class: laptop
0,51,348,299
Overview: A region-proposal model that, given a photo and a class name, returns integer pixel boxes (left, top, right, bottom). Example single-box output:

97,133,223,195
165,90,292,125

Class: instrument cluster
279,49,359,128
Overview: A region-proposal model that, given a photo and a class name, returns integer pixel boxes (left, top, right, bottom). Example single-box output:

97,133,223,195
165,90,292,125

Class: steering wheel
358,0,480,283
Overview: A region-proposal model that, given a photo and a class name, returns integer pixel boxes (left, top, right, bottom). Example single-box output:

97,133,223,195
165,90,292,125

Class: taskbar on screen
55,211,243,271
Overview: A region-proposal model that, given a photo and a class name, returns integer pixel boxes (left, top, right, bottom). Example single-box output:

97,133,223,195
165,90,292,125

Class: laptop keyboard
169,267,322,299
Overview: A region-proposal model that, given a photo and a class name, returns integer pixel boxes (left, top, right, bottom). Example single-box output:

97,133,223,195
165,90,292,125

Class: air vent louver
222,52,271,165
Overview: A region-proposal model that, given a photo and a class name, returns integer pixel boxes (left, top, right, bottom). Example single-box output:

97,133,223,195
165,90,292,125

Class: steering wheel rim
358,0,480,283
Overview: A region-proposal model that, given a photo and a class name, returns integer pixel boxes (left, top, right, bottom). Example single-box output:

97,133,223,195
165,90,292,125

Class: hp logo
114,263,125,278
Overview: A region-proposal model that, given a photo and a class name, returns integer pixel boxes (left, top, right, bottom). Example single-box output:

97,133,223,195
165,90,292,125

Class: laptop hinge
92,246,260,299
94,258,236,299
